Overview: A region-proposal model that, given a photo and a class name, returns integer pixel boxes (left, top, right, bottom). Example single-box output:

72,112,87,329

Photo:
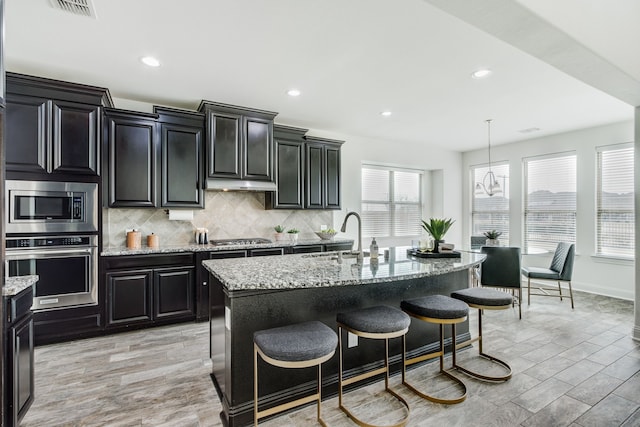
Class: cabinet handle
202,281,208,286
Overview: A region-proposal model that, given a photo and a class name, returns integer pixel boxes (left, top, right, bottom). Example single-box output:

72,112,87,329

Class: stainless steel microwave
5,180,98,234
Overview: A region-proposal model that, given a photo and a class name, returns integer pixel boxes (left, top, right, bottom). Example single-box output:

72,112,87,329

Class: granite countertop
101,238,354,256
203,247,485,291
4,275,38,297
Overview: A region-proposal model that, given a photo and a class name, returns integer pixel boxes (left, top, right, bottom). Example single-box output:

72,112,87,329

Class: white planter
485,238,499,246
289,233,299,243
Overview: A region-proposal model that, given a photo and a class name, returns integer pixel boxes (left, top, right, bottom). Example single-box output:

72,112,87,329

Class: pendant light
475,119,502,197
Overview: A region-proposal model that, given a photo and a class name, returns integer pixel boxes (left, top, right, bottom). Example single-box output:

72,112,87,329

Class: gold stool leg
403,321,467,404
453,308,512,382
339,329,410,427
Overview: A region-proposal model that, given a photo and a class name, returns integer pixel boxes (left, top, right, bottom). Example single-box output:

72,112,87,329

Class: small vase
274,232,285,241
289,233,298,243
433,239,444,253
485,238,499,247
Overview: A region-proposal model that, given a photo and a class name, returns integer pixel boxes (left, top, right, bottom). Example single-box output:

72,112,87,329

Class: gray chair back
549,242,575,281
480,246,522,289
470,236,486,250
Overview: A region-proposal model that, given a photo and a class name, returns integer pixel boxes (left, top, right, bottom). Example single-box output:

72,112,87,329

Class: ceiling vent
49,0,97,18
518,127,541,134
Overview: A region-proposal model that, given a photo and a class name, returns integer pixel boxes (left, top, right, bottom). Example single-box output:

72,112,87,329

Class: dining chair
478,246,522,319
521,242,576,309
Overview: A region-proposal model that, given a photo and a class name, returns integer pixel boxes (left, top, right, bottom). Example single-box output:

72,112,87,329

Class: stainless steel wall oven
5,235,98,310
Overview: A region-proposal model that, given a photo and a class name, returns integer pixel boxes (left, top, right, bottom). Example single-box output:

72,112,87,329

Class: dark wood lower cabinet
103,254,196,330
3,287,35,427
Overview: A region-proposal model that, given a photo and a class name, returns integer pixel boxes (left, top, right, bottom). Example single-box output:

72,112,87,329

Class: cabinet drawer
8,287,34,324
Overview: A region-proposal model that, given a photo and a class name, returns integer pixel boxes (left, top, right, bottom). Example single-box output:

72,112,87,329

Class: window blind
596,144,634,258
471,163,510,244
361,166,422,238
524,153,577,253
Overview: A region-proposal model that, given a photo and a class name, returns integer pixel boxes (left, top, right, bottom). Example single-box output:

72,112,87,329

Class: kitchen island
203,248,485,427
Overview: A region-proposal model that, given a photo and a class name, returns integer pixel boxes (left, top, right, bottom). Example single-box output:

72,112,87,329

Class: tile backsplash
103,191,334,247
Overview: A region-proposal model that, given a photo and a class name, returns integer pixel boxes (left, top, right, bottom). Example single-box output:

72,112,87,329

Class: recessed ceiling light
287,89,301,97
380,111,392,117
471,69,492,79
141,56,160,67
519,127,541,134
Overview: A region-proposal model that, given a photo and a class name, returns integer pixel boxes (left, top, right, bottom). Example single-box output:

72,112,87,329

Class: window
361,166,422,238
471,163,510,244
596,144,634,258
524,153,577,253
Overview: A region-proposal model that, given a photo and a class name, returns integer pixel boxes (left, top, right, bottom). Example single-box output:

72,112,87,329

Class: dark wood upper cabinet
209,111,241,178
104,109,158,208
155,107,205,208
5,73,111,178
305,136,343,210
5,94,48,174
266,125,306,209
199,101,277,184
51,100,100,175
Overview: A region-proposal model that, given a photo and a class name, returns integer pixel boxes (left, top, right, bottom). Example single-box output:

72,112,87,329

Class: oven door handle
5,247,95,258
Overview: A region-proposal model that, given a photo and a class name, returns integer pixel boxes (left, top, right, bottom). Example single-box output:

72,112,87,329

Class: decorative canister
147,233,159,248
126,230,142,249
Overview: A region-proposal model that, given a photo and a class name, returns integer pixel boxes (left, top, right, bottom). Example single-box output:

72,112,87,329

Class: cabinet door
10,314,34,426
106,270,153,326
324,145,341,209
5,94,48,173
51,101,100,175
153,267,194,320
208,111,241,178
273,140,303,208
107,115,158,207
161,123,203,207
305,144,324,209
290,245,323,254
243,116,272,180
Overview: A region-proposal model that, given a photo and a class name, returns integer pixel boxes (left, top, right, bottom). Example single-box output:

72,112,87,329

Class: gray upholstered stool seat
253,321,337,426
401,295,469,320
337,306,410,427
254,321,338,363
449,287,513,382
451,287,513,308
401,295,469,404
337,305,410,335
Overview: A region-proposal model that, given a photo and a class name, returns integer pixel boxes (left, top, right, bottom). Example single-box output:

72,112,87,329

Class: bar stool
253,321,338,426
450,287,513,381
400,295,469,404
337,305,411,427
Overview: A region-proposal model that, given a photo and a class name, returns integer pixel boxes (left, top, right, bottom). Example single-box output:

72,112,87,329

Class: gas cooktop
209,238,272,246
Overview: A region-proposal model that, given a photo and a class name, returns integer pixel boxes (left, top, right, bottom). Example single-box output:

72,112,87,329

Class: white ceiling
4,0,637,151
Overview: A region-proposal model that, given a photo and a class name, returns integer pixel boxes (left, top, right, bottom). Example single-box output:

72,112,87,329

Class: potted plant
274,225,286,241
287,228,299,243
483,230,502,246
421,218,455,253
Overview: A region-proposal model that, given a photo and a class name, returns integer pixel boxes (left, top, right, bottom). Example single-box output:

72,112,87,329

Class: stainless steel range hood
205,179,277,192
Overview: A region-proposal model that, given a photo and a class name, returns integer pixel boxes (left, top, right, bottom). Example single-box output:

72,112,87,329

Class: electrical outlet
348,332,358,348
320,225,327,231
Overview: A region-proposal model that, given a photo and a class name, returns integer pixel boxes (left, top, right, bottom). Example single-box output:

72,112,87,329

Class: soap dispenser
369,237,379,259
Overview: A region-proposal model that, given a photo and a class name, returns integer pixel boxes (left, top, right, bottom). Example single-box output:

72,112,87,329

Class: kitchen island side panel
210,269,470,427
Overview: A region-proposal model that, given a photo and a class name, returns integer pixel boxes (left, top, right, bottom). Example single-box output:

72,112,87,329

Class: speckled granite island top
203,247,485,291
101,238,353,256
4,275,38,297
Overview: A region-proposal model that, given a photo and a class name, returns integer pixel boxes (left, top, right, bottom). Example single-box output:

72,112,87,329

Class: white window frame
361,164,423,239
470,162,510,245
596,143,634,259
523,152,577,253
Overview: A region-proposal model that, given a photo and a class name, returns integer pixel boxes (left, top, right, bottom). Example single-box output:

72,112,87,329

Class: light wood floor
22,290,640,426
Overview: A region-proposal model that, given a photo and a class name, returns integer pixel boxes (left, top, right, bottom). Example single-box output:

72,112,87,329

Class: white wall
462,121,635,300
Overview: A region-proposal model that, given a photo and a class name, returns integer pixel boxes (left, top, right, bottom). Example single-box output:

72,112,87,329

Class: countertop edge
4,275,38,297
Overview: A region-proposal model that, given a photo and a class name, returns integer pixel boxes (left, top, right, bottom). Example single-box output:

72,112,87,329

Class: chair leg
558,281,563,301
254,346,258,427
527,277,531,306
518,288,522,319
568,281,575,309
